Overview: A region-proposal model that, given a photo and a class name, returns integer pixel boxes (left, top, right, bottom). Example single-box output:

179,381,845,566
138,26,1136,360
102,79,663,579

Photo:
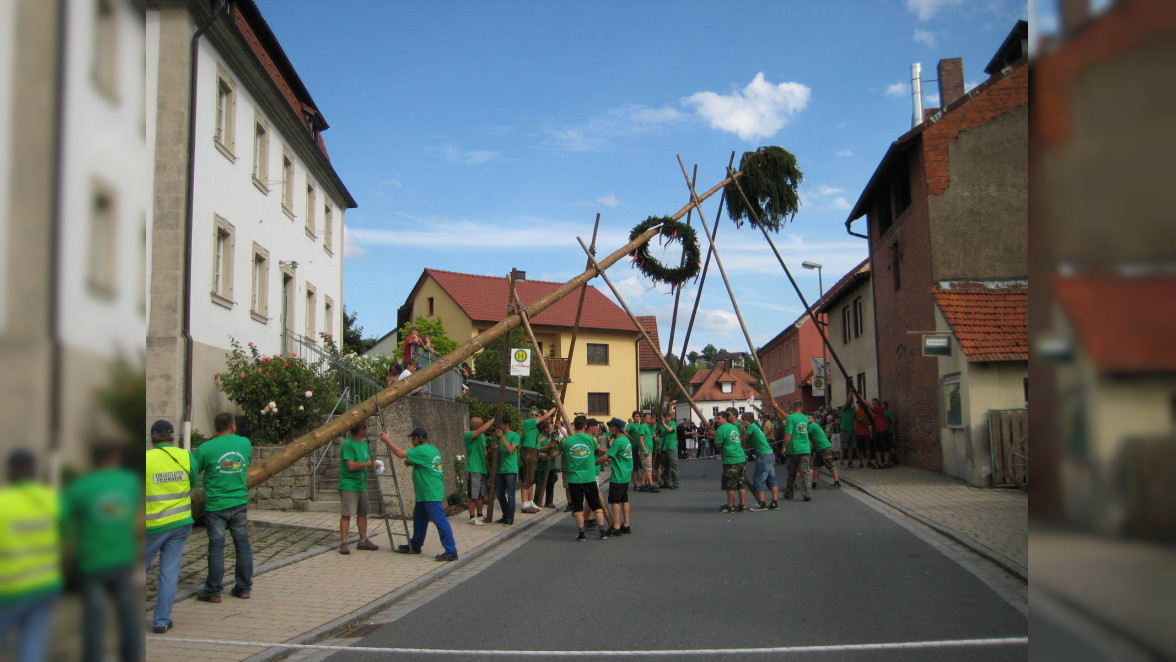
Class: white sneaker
469,517,484,526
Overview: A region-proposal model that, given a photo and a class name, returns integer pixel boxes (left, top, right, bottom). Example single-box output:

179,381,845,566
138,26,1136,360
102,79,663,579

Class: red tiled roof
1054,274,1176,373
424,269,639,333
636,316,662,370
931,287,1028,362
690,363,761,402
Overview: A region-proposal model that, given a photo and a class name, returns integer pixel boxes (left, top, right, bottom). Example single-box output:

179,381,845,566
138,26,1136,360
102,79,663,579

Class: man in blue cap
384,428,458,562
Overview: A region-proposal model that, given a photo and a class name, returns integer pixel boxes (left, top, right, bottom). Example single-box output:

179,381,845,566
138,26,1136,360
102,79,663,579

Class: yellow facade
408,275,639,420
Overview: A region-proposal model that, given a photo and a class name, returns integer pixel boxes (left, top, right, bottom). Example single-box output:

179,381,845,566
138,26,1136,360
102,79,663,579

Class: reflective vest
0,482,62,599
145,446,193,531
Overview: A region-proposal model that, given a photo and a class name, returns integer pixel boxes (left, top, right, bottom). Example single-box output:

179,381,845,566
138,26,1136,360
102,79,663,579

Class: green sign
923,335,951,357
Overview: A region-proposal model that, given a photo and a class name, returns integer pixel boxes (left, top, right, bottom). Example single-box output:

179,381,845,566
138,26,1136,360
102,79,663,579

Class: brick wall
249,446,313,511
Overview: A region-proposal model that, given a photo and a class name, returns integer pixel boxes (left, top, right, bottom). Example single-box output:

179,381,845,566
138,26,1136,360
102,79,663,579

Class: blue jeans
0,591,59,662
145,523,192,629
410,501,457,555
753,454,778,491
496,473,517,522
81,565,140,662
203,505,253,595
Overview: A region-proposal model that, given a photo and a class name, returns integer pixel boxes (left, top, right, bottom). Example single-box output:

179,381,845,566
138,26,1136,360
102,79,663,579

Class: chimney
937,58,965,109
1059,0,1090,35
911,63,924,128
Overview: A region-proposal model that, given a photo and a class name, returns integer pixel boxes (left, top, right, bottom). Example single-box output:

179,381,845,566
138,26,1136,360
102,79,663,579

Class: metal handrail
310,386,351,501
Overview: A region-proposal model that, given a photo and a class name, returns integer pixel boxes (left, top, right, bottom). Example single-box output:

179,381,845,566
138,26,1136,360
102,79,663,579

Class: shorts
839,430,854,451
466,471,488,499
874,430,893,452
812,448,836,471
340,489,369,517
607,482,629,504
569,482,604,512
855,434,871,452
752,454,778,491
639,452,653,476
721,463,747,491
519,447,539,488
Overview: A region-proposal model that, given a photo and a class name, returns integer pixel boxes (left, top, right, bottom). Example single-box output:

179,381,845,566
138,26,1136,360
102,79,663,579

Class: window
305,181,316,238
92,0,118,99
213,68,236,159
793,339,799,368
324,296,335,339
88,182,117,298
944,375,963,428
322,201,334,255
892,243,902,292
852,297,864,338
250,243,269,321
427,297,435,316
855,373,867,400
281,150,295,217
305,283,317,338
586,343,609,365
252,116,270,192
893,161,911,215
712,406,720,416
738,406,745,414
720,382,733,394
842,306,851,343
587,393,610,415
210,215,234,307
875,191,893,236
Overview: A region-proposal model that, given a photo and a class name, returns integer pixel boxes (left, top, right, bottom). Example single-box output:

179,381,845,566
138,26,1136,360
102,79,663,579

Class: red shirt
871,405,889,432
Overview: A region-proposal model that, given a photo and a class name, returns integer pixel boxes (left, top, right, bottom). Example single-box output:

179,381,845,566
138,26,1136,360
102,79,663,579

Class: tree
342,305,377,355
700,343,719,365
395,316,458,361
687,350,701,366
470,327,554,410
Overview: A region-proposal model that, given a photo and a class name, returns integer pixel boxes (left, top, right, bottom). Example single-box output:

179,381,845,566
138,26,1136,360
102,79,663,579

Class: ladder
363,398,411,547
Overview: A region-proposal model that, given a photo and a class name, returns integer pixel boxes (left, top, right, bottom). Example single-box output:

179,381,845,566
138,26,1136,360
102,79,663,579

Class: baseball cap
407,427,429,439
150,419,174,436
607,417,625,429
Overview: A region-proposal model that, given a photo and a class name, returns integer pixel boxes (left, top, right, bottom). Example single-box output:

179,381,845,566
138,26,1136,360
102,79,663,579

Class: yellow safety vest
145,446,193,532
0,482,62,599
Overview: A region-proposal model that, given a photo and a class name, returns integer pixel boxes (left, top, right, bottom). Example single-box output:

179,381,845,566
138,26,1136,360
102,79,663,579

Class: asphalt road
322,459,1028,661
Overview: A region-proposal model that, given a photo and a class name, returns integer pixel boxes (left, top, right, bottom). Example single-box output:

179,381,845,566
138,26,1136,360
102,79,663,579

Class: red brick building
844,21,1029,472
759,313,825,414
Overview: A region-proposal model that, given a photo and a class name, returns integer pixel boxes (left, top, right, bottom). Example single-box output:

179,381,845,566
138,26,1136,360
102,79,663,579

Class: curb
839,475,1029,583
1031,582,1173,660
241,496,570,662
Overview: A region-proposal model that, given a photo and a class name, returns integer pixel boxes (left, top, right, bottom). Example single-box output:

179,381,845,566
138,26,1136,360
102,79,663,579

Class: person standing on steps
387,428,458,562
337,422,380,554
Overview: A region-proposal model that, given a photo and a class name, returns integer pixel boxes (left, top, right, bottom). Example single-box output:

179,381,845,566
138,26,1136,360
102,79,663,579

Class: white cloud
965,80,980,92
924,92,940,107
343,225,368,258
684,73,811,141
836,150,855,158
539,103,685,152
597,193,619,208
913,28,938,48
697,309,739,334
426,144,499,165
884,82,907,98
829,196,852,211
905,0,966,21
613,275,651,301
815,185,845,196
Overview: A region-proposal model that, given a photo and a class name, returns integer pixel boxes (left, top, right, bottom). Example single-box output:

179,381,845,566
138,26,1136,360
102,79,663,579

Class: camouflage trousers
784,454,812,499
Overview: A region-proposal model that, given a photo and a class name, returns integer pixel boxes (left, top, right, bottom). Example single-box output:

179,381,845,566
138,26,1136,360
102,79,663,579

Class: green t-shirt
65,467,139,574
745,423,773,456
193,433,251,511
640,424,656,454
338,437,371,492
562,433,597,484
520,417,540,449
659,420,678,452
463,431,488,474
535,435,553,473
406,443,445,502
626,423,648,453
714,422,746,464
810,421,832,452
498,431,521,473
784,413,811,455
840,405,857,432
606,434,633,484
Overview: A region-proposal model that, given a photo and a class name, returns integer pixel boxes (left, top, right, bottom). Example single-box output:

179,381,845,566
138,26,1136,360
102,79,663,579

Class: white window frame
250,242,269,322
322,200,334,255
304,282,317,339
720,381,733,394
324,295,335,339
92,0,118,101
305,180,317,239
210,215,235,308
252,114,270,193
213,66,237,160
281,149,295,219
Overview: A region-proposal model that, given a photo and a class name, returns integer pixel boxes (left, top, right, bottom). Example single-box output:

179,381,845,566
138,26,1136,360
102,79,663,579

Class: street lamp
802,261,826,402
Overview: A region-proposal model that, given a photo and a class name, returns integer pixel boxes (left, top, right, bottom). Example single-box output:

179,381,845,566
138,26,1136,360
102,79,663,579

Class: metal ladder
363,398,411,547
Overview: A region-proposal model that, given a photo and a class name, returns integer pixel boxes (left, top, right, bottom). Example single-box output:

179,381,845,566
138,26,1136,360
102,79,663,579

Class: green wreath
628,216,701,287
725,146,804,232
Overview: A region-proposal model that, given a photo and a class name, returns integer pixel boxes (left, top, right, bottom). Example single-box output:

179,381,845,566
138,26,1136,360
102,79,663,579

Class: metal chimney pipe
911,63,924,127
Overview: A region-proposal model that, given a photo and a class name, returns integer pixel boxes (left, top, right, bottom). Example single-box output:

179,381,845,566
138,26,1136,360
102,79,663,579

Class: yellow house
395,269,641,419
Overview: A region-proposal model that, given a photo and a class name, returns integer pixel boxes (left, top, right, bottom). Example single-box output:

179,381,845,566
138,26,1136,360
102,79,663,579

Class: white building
675,363,762,426
147,0,356,440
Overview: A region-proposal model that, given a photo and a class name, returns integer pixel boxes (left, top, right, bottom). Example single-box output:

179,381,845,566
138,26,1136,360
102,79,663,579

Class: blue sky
258,0,1027,355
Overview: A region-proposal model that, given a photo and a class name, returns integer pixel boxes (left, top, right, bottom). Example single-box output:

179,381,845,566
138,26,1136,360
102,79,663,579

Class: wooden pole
575,237,710,425
661,164,698,402
725,167,870,412
559,214,601,405
484,269,518,523
514,294,614,529
245,170,741,488
676,155,785,421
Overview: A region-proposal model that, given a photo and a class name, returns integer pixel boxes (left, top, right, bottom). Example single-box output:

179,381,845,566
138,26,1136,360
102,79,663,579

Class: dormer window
720,382,733,394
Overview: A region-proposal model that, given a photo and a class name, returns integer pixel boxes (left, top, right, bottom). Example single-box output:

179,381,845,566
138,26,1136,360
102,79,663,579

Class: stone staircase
305,434,404,517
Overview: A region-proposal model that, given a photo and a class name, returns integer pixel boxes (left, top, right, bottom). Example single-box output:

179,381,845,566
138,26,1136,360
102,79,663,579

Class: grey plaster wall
373,396,471,507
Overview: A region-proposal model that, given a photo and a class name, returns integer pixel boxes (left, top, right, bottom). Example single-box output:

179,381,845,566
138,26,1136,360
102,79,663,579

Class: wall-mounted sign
922,335,951,357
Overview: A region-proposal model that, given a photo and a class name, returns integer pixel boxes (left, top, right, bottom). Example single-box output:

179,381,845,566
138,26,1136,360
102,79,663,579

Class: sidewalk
835,464,1028,576
145,499,568,662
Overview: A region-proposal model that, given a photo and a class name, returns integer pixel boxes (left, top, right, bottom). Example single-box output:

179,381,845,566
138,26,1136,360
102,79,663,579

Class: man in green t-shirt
490,421,520,525
639,413,660,493
551,415,610,541
712,410,748,513
624,411,646,491
657,416,679,489
839,397,858,469
808,414,842,490
604,418,634,536
385,428,458,562
519,407,556,514
740,412,778,511
462,416,496,526
66,441,141,659
783,402,813,501
337,422,379,554
193,413,253,602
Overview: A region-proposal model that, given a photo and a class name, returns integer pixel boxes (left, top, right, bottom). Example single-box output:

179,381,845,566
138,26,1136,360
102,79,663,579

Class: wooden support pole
575,237,710,425
484,269,519,523
661,164,698,404
676,155,785,421
246,170,741,489
560,214,601,405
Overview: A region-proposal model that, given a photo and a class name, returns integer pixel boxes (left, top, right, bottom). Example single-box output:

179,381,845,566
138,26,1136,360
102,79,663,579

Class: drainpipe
181,0,228,450
846,218,869,240
47,0,69,487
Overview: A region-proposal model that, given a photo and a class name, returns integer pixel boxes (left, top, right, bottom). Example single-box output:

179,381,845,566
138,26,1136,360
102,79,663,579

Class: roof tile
1054,275,1176,373
636,316,662,370
690,363,761,402
931,287,1028,362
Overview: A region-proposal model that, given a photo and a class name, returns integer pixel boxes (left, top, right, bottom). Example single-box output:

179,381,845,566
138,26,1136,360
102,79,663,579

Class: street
312,459,1028,661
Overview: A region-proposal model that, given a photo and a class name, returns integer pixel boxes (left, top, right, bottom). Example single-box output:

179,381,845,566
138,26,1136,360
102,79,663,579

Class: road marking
151,635,1028,656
